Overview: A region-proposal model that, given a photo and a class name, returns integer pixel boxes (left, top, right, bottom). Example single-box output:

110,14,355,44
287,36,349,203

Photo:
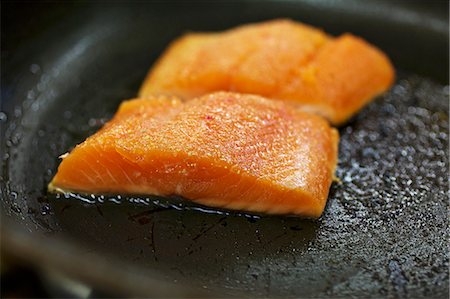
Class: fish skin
139,19,395,125
49,92,339,218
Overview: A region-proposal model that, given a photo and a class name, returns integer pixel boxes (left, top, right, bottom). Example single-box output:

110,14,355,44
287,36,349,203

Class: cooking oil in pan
50,191,263,220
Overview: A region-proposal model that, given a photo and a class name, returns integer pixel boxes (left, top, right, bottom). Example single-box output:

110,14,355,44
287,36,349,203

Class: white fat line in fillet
114,159,135,186
85,162,106,184
104,167,118,184
98,148,134,186
239,176,259,200
79,168,97,185
96,150,128,184
77,156,104,184
85,149,107,184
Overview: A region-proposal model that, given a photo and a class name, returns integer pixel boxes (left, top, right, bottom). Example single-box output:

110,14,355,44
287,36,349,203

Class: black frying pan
1,1,448,298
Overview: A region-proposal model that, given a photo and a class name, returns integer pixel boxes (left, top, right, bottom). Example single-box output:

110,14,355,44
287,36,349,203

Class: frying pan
1,1,448,297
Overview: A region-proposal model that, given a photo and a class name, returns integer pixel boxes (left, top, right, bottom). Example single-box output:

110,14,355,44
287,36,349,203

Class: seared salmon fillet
139,19,395,125
49,92,339,217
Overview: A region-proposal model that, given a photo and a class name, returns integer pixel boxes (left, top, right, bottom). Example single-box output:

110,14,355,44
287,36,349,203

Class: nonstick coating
1,1,449,298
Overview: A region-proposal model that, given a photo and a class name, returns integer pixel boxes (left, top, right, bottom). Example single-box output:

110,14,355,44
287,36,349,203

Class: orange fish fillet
49,92,339,217
139,19,395,125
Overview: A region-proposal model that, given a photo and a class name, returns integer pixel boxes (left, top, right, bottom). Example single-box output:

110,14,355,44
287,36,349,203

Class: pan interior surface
1,2,448,298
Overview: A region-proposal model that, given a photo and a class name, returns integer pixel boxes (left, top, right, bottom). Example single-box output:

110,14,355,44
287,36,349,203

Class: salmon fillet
139,19,395,125
49,92,339,217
